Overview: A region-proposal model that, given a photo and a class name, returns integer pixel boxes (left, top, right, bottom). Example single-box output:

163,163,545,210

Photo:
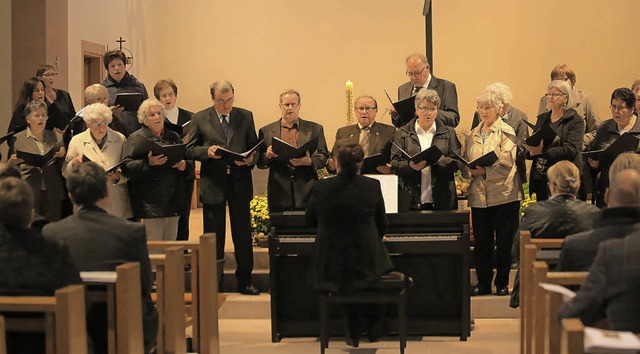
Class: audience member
0,163,47,231
42,162,157,354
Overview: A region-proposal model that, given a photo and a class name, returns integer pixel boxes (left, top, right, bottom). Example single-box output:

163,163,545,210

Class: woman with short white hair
64,103,131,218
121,99,189,241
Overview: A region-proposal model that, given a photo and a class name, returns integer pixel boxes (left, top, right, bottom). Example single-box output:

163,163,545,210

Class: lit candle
346,80,354,124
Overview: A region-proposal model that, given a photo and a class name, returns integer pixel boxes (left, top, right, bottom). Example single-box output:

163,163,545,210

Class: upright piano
268,210,470,342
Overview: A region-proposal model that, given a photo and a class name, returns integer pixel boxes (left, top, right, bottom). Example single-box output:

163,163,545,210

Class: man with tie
257,89,329,212
327,95,396,174
185,80,260,295
392,53,460,128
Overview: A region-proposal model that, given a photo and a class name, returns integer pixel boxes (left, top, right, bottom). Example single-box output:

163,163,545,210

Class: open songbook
214,139,263,163
522,119,558,146
130,135,185,168
361,142,392,175
384,88,416,127
391,141,442,165
82,155,127,174
16,140,65,168
452,150,498,169
272,136,318,162
164,120,192,137
582,133,640,162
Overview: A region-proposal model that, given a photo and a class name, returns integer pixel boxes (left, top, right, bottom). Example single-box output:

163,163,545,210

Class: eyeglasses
544,93,566,98
90,122,108,128
354,106,377,113
405,66,427,78
280,102,299,108
416,106,437,113
42,72,58,77
214,97,235,104
610,105,629,112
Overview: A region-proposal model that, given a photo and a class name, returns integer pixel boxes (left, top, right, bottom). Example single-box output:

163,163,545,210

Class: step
223,246,269,270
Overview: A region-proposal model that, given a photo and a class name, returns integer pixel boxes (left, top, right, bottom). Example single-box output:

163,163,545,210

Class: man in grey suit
392,53,459,128
558,168,640,271
185,80,259,295
257,89,329,212
327,95,396,174
42,162,158,354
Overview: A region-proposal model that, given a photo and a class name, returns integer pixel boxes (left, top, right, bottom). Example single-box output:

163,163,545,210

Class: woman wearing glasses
36,65,78,133
391,89,461,211
526,80,585,201
587,88,640,207
63,103,132,218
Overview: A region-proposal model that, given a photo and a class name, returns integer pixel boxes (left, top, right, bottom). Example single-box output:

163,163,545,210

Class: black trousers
471,201,520,289
202,187,253,285
176,178,194,241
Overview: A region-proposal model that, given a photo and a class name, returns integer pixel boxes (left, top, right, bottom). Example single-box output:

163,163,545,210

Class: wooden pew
150,246,186,354
0,285,87,354
519,230,565,354
0,315,5,354
532,261,588,354
81,262,144,354
147,234,222,354
560,319,584,354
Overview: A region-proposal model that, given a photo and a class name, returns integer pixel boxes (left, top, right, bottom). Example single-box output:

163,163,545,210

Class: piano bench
318,271,413,354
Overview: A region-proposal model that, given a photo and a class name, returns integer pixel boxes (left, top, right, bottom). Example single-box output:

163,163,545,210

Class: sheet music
363,174,398,213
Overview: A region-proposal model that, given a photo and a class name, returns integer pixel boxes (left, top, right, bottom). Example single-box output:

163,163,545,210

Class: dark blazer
102,73,149,135
588,118,640,207
520,194,599,239
396,76,460,127
186,106,257,205
42,205,158,354
558,208,640,271
333,121,396,156
257,118,329,211
12,129,65,213
471,106,530,183
390,118,461,210
558,232,640,332
306,174,393,293
121,126,189,219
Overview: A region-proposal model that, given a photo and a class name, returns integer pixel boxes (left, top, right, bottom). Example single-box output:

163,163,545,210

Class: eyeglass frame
416,106,437,113
213,97,235,104
405,66,427,78
354,106,377,113
609,104,630,112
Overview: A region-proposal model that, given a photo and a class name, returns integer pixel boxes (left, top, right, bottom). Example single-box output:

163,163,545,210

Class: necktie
220,115,229,137
360,127,370,156
412,86,422,96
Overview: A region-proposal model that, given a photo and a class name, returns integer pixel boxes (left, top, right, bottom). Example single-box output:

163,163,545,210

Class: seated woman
9,100,66,222
463,90,521,296
64,103,132,219
391,89,461,210
587,88,640,207
121,99,189,241
306,142,393,347
526,80,585,201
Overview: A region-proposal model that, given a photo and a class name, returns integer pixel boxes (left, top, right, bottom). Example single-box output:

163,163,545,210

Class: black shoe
496,286,509,296
237,284,260,295
470,285,491,296
345,336,360,348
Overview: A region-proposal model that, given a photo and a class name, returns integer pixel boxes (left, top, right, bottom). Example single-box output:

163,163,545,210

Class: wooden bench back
0,285,87,354
0,315,5,354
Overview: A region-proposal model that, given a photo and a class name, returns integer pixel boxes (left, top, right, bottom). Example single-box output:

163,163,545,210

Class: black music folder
361,142,392,174
392,141,442,165
16,140,64,167
214,139,264,163
272,136,318,162
385,88,416,126
526,125,557,146
453,150,499,169
114,93,143,112
130,136,185,167
82,155,127,174
582,133,640,161
164,120,192,137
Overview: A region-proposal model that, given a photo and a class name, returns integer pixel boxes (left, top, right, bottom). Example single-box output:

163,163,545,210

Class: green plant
520,181,537,216
249,192,270,236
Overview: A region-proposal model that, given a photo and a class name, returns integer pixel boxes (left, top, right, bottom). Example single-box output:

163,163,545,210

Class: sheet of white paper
80,271,117,283
363,174,398,213
584,326,640,353
539,282,576,302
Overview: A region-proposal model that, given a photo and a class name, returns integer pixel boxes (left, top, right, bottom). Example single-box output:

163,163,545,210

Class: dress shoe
496,286,510,296
470,285,491,296
237,284,260,295
345,336,360,348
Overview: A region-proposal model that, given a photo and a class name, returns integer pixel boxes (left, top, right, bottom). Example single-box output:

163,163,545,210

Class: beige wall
63,0,640,148
1,0,11,159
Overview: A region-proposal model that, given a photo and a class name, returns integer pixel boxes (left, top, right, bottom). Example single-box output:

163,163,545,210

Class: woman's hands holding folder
9,154,24,165
469,166,486,179
53,147,66,159
409,160,427,171
524,140,544,157
148,151,168,166
172,159,186,171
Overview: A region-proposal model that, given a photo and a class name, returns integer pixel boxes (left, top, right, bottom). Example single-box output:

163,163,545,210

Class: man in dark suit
41,162,158,354
558,229,640,332
558,168,640,271
392,53,459,128
185,80,259,295
327,95,396,174
257,89,329,212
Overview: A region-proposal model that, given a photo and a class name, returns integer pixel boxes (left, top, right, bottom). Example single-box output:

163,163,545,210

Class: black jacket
520,194,599,239
391,118,461,210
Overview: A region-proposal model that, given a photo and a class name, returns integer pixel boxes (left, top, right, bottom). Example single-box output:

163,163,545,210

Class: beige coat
63,128,132,219
463,118,522,208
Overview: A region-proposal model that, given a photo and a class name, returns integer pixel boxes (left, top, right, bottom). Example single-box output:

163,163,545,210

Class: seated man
42,162,157,354
0,176,81,353
558,167,640,271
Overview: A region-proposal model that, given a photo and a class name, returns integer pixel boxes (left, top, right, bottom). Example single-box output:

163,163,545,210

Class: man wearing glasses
328,95,396,174
186,80,260,295
257,89,329,212
392,53,460,128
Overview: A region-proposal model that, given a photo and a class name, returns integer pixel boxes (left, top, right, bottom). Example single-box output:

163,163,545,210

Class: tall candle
346,80,354,124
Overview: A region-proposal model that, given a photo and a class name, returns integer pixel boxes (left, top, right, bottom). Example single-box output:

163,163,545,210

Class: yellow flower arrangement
249,192,270,236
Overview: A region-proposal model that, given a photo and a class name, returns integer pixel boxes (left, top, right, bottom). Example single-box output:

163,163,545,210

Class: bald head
605,169,640,207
